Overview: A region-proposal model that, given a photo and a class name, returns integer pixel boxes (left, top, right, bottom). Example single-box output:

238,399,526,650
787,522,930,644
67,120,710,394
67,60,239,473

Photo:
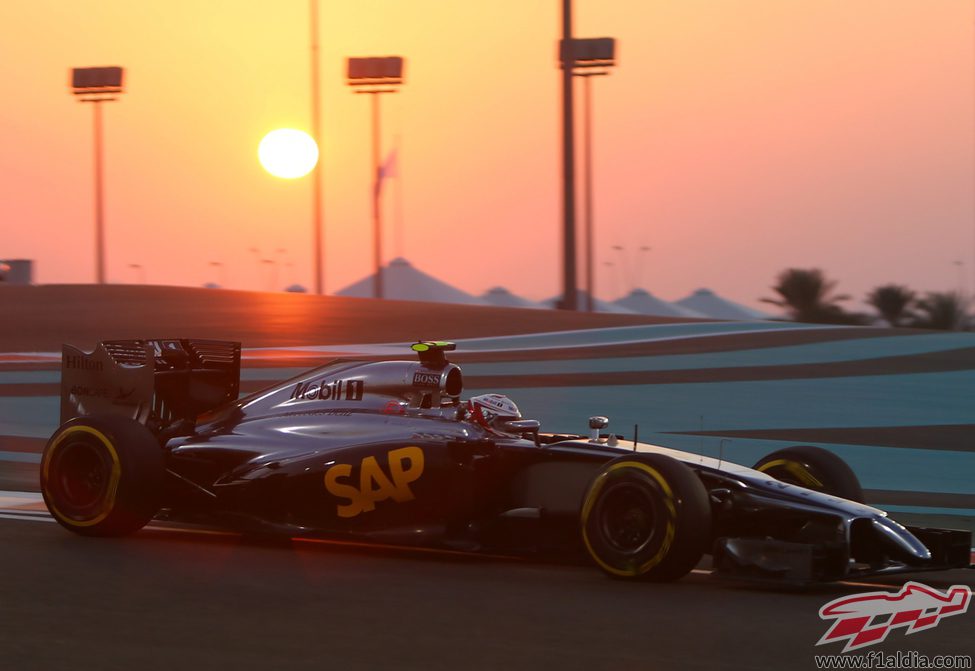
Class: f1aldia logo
817,581,971,652
291,378,364,401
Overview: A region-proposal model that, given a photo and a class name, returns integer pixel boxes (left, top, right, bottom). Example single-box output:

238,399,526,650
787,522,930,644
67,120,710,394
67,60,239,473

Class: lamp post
612,243,638,294
261,258,277,292
128,263,145,284
569,38,615,312
70,66,124,285
208,261,226,287
635,245,651,291
347,56,405,300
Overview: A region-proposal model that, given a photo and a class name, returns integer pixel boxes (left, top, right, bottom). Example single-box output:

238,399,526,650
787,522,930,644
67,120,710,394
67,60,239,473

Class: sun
258,129,319,179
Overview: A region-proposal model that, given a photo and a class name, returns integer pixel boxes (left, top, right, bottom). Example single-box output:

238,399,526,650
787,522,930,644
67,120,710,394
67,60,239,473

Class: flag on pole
379,148,397,179
375,148,398,198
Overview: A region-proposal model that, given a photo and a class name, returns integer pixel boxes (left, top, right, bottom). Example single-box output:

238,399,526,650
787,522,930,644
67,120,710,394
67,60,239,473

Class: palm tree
910,292,970,331
762,268,862,324
866,284,915,327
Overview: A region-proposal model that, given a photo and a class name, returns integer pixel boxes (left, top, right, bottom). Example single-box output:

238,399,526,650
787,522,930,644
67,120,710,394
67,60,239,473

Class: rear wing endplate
60,339,241,429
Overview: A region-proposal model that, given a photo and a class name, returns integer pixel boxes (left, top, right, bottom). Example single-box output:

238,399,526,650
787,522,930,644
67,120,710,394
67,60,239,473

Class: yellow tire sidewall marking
42,426,122,527
756,458,824,490
581,461,678,578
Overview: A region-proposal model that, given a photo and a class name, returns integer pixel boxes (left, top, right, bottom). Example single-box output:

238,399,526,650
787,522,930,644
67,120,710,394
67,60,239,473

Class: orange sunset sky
1,1,972,310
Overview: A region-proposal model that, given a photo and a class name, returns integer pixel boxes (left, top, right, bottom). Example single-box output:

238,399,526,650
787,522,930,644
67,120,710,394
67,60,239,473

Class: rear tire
752,445,864,503
40,415,164,536
580,453,711,581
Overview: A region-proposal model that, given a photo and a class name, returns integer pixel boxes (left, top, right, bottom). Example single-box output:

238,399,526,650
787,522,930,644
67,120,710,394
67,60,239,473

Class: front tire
752,445,864,503
40,415,164,536
580,453,711,581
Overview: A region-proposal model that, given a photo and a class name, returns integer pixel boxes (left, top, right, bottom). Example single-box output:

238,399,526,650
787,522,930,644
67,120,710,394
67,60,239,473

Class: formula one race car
41,339,972,584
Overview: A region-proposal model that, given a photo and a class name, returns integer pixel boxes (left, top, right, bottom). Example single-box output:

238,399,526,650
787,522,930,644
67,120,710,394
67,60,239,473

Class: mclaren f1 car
41,339,972,584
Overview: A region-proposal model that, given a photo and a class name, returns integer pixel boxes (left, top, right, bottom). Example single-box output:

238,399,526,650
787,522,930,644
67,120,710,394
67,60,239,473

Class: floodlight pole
565,37,615,312
348,87,396,299
371,92,383,301
560,0,578,311
310,0,324,295
347,56,403,300
582,74,594,312
71,66,123,285
353,89,395,299
575,71,608,312
93,101,107,284
81,95,118,285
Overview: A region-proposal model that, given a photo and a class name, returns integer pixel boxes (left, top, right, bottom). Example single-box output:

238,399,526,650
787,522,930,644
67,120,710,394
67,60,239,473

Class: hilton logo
291,379,364,402
64,355,103,371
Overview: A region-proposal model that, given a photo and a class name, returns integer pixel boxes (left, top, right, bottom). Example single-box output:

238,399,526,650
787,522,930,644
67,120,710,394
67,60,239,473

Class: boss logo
412,371,440,388
291,379,364,401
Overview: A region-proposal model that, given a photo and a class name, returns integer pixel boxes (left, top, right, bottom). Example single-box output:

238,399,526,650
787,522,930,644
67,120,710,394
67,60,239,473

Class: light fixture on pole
346,56,405,300
569,38,616,312
70,66,125,285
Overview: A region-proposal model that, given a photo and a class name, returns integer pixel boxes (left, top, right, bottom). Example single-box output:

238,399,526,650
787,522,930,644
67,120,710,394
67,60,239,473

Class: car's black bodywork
45,338,972,584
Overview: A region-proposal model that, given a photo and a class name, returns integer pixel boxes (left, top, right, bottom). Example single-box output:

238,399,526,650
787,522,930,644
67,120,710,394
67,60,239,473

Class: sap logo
412,371,440,388
324,446,425,518
291,378,364,401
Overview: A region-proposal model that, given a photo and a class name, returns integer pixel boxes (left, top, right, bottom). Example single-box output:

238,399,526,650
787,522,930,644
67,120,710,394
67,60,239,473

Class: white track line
0,512,55,523
0,324,848,365
0,492,43,508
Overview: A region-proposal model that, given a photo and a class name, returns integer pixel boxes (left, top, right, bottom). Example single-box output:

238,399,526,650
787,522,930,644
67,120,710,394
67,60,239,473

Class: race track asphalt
1,516,973,671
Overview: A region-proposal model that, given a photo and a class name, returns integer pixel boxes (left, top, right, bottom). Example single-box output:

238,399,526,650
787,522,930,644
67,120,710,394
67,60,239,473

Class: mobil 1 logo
291,378,364,402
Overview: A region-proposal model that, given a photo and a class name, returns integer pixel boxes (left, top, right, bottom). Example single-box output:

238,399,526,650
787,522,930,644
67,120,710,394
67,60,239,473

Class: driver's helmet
466,394,522,436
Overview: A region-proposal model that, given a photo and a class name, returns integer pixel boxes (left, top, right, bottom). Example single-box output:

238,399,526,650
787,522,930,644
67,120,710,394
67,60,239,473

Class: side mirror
502,419,540,433
501,419,541,445
588,416,609,442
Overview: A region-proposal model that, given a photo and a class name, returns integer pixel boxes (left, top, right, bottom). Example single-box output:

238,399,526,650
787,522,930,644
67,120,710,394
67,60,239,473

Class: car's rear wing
60,339,241,431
